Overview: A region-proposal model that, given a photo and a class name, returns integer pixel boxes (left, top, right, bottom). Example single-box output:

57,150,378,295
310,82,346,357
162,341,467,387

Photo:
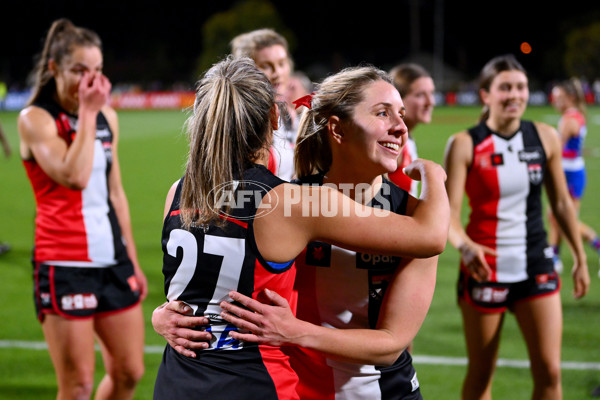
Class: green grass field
0,106,599,399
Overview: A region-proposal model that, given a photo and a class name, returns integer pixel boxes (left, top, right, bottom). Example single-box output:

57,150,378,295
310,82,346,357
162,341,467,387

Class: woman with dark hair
444,54,589,399
18,18,145,399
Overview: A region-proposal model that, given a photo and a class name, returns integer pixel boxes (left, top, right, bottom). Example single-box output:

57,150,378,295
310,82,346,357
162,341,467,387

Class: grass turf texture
0,106,599,399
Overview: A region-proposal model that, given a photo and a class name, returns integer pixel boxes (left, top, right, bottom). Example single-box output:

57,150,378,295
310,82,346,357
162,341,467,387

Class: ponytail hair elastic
292,92,315,110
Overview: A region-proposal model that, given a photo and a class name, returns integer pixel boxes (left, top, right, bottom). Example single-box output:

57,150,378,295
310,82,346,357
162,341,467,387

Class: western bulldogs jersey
23,101,128,266
561,108,587,172
388,137,419,197
286,175,421,399
155,165,299,400
464,121,553,283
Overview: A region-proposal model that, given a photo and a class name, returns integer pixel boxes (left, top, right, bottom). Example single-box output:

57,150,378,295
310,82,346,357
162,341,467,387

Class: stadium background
1,1,600,398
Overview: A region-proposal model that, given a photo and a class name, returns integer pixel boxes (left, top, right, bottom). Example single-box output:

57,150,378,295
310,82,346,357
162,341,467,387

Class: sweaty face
253,44,291,97
402,76,436,127
482,70,529,122
339,80,408,175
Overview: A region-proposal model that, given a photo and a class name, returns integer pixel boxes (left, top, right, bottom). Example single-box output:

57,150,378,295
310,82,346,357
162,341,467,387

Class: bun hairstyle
27,18,102,106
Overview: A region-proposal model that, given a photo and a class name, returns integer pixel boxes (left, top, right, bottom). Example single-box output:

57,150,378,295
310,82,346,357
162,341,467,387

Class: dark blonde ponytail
180,56,275,229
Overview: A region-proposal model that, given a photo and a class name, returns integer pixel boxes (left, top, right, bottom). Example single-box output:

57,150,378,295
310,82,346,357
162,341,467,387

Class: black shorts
33,260,141,322
154,345,298,400
457,270,560,313
379,351,423,399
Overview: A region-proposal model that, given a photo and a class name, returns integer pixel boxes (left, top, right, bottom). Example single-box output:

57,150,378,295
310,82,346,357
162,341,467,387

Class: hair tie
292,93,315,110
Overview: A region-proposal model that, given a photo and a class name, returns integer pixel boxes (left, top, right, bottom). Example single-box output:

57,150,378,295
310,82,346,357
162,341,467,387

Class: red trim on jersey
169,210,180,216
267,147,278,175
564,108,585,130
388,145,413,192
466,136,499,281
219,213,248,229
288,249,336,398
252,259,299,399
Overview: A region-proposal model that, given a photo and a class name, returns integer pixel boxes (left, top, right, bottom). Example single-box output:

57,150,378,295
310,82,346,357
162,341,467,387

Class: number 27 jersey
157,165,298,400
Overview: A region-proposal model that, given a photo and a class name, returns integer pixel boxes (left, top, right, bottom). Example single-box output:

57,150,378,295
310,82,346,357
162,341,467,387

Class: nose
391,114,408,139
428,92,436,106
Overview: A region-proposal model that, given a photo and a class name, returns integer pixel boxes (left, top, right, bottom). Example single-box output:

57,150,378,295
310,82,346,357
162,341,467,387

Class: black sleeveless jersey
155,164,300,400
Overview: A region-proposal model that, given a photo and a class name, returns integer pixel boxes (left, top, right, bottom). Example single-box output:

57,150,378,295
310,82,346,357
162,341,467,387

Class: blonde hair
180,56,275,229
294,65,392,178
27,18,102,106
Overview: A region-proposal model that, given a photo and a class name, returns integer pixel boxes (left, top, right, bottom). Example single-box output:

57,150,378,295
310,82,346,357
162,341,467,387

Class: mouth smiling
379,141,400,154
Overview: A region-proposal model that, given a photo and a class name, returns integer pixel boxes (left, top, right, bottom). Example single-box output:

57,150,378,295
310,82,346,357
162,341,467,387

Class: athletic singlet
155,164,298,400
464,121,553,283
561,108,587,172
286,175,421,399
22,101,128,267
270,122,297,181
388,137,419,197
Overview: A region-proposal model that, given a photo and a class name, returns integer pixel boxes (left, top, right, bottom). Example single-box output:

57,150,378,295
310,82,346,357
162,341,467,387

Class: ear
270,104,280,131
479,88,489,105
47,58,58,76
328,115,344,144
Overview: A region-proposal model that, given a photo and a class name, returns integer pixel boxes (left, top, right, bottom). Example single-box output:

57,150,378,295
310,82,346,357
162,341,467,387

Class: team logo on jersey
527,164,543,184
490,153,504,166
208,180,279,221
305,241,331,267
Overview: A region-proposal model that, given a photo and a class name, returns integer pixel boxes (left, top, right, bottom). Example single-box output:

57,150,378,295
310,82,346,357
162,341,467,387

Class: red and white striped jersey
464,121,553,283
23,101,128,267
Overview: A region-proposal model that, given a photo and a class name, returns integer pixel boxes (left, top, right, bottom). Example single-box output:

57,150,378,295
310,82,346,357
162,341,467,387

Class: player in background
548,77,600,276
444,54,589,400
18,18,146,400
387,63,436,198
231,28,298,181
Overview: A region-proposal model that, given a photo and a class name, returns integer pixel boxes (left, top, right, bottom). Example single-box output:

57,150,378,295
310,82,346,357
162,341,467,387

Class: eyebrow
373,102,406,112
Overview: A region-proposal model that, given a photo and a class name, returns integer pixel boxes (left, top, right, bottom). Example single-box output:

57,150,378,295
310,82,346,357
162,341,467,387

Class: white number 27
166,229,245,349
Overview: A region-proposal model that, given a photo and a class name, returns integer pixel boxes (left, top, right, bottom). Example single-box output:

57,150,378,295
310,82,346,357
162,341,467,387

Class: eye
376,110,389,117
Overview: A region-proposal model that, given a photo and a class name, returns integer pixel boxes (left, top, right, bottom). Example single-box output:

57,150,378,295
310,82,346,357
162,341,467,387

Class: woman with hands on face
18,18,146,400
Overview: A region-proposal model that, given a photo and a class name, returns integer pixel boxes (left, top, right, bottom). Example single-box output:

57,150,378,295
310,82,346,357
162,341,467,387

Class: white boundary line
2,340,599,371
412,355,600,371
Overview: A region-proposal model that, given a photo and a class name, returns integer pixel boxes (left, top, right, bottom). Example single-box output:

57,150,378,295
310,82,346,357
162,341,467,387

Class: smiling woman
444,54,590,400
153,62,450,400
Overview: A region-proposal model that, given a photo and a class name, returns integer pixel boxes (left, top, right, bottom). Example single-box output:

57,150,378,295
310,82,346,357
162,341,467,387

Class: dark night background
2,0,599,93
